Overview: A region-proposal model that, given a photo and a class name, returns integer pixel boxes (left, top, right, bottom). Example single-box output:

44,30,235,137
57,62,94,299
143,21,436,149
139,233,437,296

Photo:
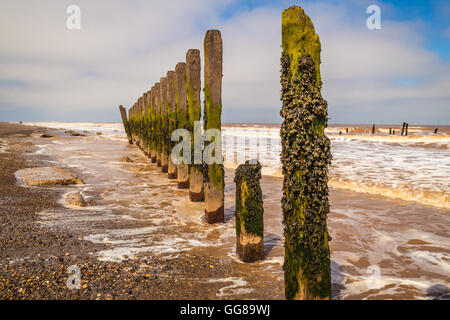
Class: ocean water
21,121,450,299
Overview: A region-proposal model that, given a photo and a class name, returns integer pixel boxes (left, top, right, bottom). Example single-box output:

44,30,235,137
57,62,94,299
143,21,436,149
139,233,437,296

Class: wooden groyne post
186,49,204,202
167,71,178,179
175,62,189,189
119,105,132,144
155,82,162,167
150,86,157,163
280,6,332,300
372,124,375,134
160,77,168,172
203,30,224,224
234,160,264,262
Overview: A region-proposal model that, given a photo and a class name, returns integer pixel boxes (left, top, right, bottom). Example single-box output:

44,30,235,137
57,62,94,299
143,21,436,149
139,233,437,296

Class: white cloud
0,0,449,124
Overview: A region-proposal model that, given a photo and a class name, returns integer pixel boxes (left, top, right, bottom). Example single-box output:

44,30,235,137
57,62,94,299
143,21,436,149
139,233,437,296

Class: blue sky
0,0,449,124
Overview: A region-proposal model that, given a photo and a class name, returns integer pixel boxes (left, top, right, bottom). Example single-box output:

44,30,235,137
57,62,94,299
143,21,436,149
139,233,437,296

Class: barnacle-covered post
154,83,162,166
119,105,132,144
160,77,168,172
186,49,204,201
234,160,264,262
150,86,157,163
167,71,178,179
175,62,189,188
280,6,332,300
203,30,224,223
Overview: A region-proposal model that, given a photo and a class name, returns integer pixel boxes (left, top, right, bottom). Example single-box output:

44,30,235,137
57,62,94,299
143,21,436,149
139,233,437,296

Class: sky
0,0,449,124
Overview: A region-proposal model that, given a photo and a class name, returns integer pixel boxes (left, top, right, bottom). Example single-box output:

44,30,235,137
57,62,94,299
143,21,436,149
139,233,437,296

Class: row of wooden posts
118,30,264,264
119,5,350,300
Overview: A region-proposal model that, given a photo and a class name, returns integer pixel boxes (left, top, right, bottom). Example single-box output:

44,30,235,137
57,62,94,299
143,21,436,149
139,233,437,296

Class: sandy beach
0,122,448,300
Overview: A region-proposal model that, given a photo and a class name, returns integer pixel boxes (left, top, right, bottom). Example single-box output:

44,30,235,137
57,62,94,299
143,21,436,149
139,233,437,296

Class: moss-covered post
154,83,162,167
143,92,149,155
167,71,178,179
234,160,264,262
204,30,224,223
146,90,152,158
150,86,157,163
160,77,168,172
175,62,189,189
281,6,332,300
186,49,204,201
119,105,132,144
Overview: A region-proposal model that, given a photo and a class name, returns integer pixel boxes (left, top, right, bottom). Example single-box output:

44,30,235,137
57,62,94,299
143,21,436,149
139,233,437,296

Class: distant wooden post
339,131,342,135
389,128,392,135
405,123,409,136
160,77,168,172
150,86,157,163
203,30,224,224
186,49,204,202
175,62,189,189
435,128,438,134
234,161,264,262
401,122,405,136
281,6,332,300
154,83,162,167
393,129,396,135
372,124,375,134
167,71,178,179
143,92,149,156
119,105,132,144
346,128,348,134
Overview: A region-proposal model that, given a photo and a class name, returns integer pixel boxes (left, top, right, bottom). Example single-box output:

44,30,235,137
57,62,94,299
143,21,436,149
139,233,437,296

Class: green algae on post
281,6,332,300
203,30,224,223
160,77,168,172
175,62,189,189
186,49,204,202
154,82,162,167
234,160,264,262
118,105,132,144
167,71,178,179
150,86,157,163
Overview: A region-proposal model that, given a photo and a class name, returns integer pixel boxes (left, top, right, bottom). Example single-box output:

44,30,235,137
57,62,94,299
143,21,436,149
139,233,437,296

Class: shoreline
0,123,262,300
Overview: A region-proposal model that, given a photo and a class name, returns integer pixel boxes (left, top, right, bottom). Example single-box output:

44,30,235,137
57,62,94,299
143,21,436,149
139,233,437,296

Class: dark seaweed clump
234,160,264,237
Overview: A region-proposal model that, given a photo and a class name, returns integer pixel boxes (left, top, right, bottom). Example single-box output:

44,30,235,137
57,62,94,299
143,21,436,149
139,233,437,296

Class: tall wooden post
160,77,168,172
234,160,264,262
143,92,149,155
186,49,204,202
281,6,332,300
119,105,132,144
167,71,178,179
175,62,189,189
203,30,224,224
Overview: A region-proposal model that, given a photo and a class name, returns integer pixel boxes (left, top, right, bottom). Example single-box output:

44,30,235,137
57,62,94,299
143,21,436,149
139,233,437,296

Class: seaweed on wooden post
175,62,189,189
281,6,332,300
155,83,162,167
160,77,168,172
150,86,157,163
143,92,149,156
234,160,264,262
167,71,178,179
203,30,224,224
119,105,132,144
186,49,204,202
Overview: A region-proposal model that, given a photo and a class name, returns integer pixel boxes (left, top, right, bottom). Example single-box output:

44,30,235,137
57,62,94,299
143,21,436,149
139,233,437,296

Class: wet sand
1,122,448,300
0,123,267,300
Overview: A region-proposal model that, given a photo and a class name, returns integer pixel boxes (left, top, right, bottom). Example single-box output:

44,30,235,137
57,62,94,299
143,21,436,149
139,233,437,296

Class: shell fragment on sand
15,167,84,186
